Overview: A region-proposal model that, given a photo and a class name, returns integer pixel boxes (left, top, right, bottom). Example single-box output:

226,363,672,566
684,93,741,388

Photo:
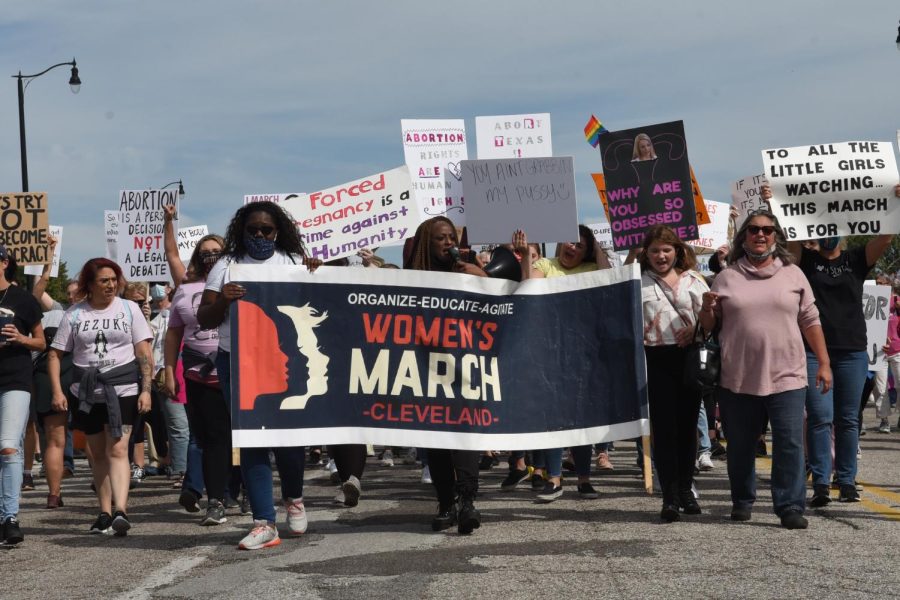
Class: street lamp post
13,59,81,193
157,180,186,197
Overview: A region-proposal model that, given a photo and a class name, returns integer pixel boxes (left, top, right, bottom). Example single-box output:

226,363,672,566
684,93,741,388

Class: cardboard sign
863,283,891,372
762,141,900,240
24,225,63,277
730,173,769,224
598,121,699,250
278,166,420,262
691,200,730,251
116,189,179,281
177,225,209,262
475,113,552,159
105,210,119,261
461,156,578,244
0,192,49,265
401,119,469,225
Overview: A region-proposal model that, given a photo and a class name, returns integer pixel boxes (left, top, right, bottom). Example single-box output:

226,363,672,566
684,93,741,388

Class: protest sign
460,156,578,244
863,283,891,372
691,200,730,251
277,166,420,262
596,121,698,250
243,194,290,205
104,210,119,261
116,189,178,281
475,113,552,159
24,226,63,277
228,263,648,449
177,225,209,262
586,220,614,249
401,119,469,225
762,141,900,240
592,171,709,225
731,173,769,224
0,192,49,265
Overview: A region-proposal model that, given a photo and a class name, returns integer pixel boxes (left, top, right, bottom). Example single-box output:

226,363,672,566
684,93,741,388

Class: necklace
0,285,10,307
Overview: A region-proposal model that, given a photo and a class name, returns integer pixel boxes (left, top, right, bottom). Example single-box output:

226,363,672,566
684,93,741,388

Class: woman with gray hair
699,210,831,529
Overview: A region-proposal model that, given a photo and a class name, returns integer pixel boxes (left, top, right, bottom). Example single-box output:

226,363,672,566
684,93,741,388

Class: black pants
184,379,232,502
329,444,366,482
427,449,479,506
128,390,169,461
646,345,701,504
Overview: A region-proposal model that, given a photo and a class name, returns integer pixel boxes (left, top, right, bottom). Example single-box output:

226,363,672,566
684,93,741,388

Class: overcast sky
3,2,900,271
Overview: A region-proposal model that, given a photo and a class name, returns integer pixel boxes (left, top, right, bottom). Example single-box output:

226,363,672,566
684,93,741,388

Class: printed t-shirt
799,246,870,351
169,280,220,383
0,284,43,393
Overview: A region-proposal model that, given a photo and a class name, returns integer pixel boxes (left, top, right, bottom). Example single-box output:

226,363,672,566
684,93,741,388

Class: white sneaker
878,418,891,433
284,497,308,535
380,449,394,467
403,448,418,465
326,459,340,484
341,475,362,507
238,520,280,550
420,465,432,484
333,489,346,505
697,452,714,471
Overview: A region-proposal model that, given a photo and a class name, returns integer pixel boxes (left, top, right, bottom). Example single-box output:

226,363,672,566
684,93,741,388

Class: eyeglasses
246,225,275,236
747,225,776,236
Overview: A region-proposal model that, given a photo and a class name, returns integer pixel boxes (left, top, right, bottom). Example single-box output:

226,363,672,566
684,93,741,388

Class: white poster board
461,156,578,244
401,119,469,225
105,210,119,261
177,225,209,262
586,220,614,249
692,200,730,251
24,225,63,277
762,141,900,240
116,189,178,281
863,283,891,372
278,166,420,261
730,173,769,224
475,113,552,159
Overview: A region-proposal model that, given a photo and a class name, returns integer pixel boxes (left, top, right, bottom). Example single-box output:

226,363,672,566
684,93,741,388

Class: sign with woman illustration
598,120,699,250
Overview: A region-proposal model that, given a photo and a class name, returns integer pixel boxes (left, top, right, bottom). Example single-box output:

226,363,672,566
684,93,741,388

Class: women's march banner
228,264,649,450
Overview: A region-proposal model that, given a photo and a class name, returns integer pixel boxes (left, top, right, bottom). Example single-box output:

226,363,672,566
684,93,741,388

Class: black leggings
329,444,367,482
184,379,232,501
427,449,480,506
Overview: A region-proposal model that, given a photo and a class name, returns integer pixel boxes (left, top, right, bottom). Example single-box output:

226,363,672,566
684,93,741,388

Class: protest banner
691,200,730,251
762,141,900,240
104,210,119,261
177,225,209,262
24,225,63,277
475,113,552,159
731,173,769,223
276,166,421,262
228,263,648,449
598,121,698,250
401,119,469,225
0,192,49,266
863,283,891,372
460,156,578,244
116,189,179,281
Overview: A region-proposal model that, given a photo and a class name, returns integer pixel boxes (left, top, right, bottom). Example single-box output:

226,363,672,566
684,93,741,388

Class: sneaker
239,492,251,516
478,454,495,471
341,475,362,507
431,503,457,531
709,439,727,459
21,473,34,491
179,489,201,513
201,500,227,526
380,449,395,467
333,489,346,505
780,510,808,530
809,484,831,507
730,506,752,522
63,466,75,479
596,452,614,470
678,492,701,515
131,465,145,485
403,448,418,465
111,511,131,537
238,520,280,550
223,496,239,510
284,497,307,535
1,517,24,546
536,482,563,503
326,459,340,484
89,512,113,534
500,468,531,491
838,484,860,503
878,418,891,433
530,473,545,491
420,465,432,485
697,452,714,471
457,497,481,535
660,503,680,522
46,494,64,509
577,482,599,499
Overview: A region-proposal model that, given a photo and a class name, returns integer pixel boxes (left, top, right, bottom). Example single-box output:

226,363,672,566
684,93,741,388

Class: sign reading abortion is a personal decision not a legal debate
116,189,179,281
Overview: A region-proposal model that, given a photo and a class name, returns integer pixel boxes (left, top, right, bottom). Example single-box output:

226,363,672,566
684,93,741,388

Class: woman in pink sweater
699,210,831,530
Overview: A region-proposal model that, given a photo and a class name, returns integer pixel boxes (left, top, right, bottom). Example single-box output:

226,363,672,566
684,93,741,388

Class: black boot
457,496,481,535
678,490,702,515
431,502,457,531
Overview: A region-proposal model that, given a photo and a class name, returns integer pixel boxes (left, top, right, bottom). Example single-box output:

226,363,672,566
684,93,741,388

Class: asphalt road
5,406,900,600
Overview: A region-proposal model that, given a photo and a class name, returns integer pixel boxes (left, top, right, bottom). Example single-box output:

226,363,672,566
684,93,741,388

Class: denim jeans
718,387,806,516
216,351,305,523
181,429,205,497
0,390,31,520
806,350,867,487
161,398,189,473
697,405,711,454
544,446,592,479
64,427,75,473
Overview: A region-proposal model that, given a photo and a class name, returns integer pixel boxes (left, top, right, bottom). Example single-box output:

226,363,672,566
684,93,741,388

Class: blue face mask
818,236,841,251
245,235,276,260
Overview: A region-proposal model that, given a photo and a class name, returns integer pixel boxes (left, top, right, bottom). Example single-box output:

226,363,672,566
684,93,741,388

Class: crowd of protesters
2,182,900,548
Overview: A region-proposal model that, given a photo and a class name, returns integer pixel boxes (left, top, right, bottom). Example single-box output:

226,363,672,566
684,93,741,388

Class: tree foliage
844,235,900,277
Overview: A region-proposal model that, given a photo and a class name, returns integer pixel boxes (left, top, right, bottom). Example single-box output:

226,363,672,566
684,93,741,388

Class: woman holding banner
198,201,320,550
700,210,830,529
404,216,486,534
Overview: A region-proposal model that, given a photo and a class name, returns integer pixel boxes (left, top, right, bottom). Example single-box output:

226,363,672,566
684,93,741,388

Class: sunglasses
246,225,275,236
747,225,776,236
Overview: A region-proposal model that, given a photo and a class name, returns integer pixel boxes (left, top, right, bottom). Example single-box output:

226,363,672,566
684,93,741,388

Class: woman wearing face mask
700,211,831,529
198,201,320,550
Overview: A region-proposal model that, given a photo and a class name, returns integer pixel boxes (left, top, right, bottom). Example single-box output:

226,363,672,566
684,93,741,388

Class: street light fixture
158,180,186,197
12,59,82,193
